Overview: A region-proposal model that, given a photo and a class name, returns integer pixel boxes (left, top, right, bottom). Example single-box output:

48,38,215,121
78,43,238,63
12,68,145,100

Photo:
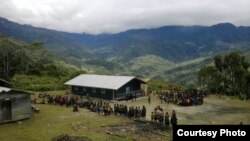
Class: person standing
170,110,177,127
165,112,170,127
148,95,151,104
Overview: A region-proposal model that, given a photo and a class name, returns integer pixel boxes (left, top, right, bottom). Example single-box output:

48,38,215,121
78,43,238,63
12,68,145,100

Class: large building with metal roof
65,74,147,100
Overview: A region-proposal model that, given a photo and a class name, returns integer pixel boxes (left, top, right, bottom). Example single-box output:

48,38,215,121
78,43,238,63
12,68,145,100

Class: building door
2,100,12,121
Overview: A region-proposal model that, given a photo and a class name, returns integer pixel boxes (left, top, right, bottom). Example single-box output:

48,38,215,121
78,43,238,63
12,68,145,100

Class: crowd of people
34,92,180,128
34,93,147,119
79,99,113,115
114,104,147,119
35,93,80,108
155,89,205,106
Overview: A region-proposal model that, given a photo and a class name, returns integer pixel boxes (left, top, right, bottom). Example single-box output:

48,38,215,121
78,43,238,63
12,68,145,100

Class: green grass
0,104,132,141
0,91,168,141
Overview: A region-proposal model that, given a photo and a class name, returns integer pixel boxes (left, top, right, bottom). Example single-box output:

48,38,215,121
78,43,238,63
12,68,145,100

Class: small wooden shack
0,82,31,124
65,74,147,100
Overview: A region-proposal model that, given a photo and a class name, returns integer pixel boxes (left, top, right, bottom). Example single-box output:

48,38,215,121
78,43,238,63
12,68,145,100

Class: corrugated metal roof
65,74,138,90
0,86,11,93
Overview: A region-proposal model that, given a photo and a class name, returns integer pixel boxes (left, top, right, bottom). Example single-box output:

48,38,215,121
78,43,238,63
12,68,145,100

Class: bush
12,75,67,91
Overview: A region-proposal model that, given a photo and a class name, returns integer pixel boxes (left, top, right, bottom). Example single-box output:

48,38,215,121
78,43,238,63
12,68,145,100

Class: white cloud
0,0,250,34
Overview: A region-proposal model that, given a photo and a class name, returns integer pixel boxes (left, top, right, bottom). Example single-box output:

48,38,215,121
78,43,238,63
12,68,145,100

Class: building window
82,87,87,92
74,86,78,91
92,88,96,93
101,89,106,94
126,87,131,93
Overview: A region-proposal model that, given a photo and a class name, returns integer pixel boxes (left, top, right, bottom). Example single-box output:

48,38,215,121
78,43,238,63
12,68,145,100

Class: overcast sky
0,0,250,34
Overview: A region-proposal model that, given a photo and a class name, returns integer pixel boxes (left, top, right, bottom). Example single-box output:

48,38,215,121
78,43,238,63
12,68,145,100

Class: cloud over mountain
1,0,250,34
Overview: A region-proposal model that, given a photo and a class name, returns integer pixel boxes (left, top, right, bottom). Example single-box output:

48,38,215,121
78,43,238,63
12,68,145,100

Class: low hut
0,80,31,123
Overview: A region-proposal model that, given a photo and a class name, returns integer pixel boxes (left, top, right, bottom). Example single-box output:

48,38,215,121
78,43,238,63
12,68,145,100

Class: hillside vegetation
198,52,250,98
1,17,250,88
0,34,85,90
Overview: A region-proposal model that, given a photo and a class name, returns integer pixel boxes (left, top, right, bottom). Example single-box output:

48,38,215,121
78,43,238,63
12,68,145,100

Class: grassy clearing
0,104,132,141
0,93,249,141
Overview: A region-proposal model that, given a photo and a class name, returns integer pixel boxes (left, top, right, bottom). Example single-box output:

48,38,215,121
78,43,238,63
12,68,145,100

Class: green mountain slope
0,34,83,90
161,57,213,87
121,55,175,78
0,17,93,60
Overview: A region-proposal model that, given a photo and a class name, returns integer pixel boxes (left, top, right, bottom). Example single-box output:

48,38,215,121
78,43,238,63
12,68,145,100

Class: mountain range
1,17,250,86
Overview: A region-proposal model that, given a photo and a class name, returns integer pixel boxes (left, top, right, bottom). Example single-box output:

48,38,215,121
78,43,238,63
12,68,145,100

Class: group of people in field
151,105,177,127
79,99,113,115
114,104,147,119
35,93,113,114
155,89,205,106
34,93,147,118
35,92,180,128
78,100,148,119
35,93,80,111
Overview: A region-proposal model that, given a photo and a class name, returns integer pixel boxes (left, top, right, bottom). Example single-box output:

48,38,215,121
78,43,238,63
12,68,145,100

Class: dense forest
198,52,250,98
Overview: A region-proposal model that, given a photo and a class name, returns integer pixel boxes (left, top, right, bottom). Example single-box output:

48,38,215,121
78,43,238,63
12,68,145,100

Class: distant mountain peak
212,23,236,28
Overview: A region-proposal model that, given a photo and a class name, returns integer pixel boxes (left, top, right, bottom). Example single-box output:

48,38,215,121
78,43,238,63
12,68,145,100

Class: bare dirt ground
118,94,250,125
103,94,250,140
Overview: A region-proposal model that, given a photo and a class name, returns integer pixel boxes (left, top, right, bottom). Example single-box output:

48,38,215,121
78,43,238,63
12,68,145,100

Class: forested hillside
0,34,84,90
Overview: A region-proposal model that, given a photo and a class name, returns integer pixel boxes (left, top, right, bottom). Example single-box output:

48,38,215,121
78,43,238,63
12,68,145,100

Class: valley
1,17,250,87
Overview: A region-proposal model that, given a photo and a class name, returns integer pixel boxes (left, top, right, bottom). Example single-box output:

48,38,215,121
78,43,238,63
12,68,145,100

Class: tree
0,40,28,79
213,55,224,92
198,66,219,93
198,52,249,97
223,52,248,95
